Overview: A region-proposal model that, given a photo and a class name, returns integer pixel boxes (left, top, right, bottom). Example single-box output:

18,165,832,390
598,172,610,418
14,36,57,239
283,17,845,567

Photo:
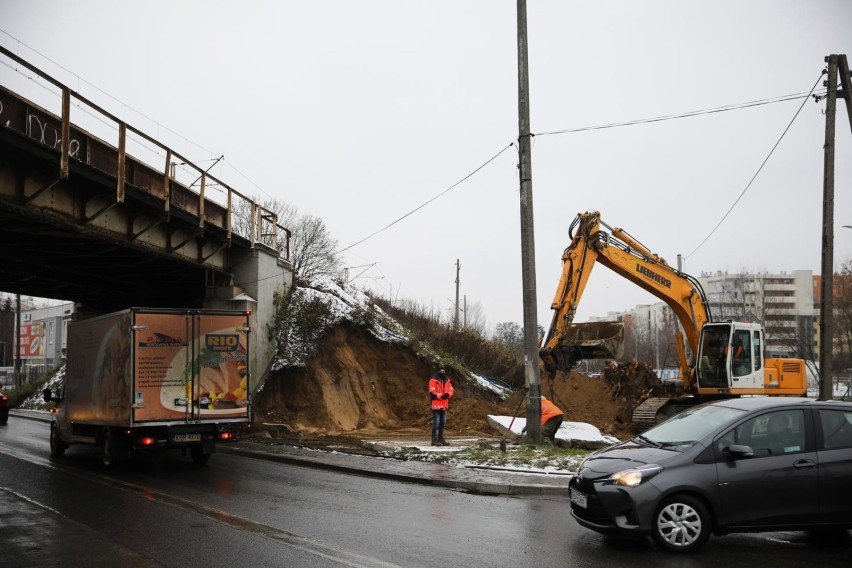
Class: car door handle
793,460,816,470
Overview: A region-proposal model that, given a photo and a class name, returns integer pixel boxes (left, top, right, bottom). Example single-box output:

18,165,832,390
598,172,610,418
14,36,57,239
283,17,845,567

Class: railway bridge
0,46,294,384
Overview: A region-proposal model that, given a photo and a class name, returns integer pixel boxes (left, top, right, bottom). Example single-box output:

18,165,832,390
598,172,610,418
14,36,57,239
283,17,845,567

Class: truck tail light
138,437,157,446
217,431,236,441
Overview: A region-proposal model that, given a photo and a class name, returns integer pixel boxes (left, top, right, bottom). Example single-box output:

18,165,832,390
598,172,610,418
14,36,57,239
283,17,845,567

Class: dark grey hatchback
569,397,852,553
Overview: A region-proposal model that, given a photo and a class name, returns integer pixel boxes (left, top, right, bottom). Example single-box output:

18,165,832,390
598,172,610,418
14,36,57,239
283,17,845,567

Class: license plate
173,433,201,443
570,488,588,508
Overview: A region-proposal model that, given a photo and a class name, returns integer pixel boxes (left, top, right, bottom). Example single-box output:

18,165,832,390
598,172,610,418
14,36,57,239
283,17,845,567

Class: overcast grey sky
2,1,851,332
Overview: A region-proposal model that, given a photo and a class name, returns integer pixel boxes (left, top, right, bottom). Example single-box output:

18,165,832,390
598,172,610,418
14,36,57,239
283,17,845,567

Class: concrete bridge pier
204,245,294,394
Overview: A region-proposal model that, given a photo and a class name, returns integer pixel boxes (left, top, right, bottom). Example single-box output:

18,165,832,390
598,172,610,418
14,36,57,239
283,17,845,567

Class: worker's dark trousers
542,414,565,443
431,410,447,439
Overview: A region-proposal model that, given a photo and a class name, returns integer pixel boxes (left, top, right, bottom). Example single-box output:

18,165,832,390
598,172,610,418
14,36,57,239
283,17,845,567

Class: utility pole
517,0,541,443
818,54,852,400
14,293,21,388
454,259,461,329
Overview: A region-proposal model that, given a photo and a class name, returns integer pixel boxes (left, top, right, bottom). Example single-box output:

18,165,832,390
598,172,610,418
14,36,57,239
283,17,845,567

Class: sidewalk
224,438,572,497
10,409,572,497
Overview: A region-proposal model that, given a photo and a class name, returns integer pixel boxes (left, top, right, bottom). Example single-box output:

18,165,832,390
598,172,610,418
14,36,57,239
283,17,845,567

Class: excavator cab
696,322,765,391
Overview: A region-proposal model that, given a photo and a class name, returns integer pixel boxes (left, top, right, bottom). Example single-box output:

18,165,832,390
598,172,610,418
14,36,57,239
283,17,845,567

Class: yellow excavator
540,210,807,430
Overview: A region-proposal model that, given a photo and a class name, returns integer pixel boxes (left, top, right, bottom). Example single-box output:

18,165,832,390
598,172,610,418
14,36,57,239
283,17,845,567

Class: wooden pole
819,55,837,401
517,0,541,442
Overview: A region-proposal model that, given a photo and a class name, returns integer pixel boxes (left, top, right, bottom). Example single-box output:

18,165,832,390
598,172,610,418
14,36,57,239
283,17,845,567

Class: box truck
44,308,251,466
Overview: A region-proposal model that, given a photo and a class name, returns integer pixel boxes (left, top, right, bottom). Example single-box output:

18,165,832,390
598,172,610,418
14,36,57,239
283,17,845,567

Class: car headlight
606,464,663,487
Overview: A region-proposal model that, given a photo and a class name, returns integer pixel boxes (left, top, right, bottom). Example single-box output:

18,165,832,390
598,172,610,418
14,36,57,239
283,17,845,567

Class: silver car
569,397,852,553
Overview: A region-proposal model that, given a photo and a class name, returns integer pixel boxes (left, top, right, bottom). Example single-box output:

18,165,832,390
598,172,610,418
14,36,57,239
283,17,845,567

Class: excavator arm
540,211,713,391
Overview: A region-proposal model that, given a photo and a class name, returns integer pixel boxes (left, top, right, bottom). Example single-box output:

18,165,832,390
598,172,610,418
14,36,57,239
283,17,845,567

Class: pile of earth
253,323,659,450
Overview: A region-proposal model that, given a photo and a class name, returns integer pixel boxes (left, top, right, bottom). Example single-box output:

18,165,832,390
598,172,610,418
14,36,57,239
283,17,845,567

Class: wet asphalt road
0,416,849,567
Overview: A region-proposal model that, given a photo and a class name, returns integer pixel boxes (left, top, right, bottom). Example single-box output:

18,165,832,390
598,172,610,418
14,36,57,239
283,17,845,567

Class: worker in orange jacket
429,367,454,446
520,396,566,445
540,396,565,444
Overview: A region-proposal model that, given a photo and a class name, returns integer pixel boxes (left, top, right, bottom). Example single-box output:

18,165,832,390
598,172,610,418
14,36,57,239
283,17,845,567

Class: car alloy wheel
651,495,711,553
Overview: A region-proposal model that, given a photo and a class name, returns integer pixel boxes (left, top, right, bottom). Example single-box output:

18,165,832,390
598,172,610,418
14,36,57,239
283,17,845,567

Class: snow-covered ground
487,415,620,449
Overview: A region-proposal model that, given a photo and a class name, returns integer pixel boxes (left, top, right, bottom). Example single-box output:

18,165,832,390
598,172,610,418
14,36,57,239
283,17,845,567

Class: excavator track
632,396,707,432
632,397,672,432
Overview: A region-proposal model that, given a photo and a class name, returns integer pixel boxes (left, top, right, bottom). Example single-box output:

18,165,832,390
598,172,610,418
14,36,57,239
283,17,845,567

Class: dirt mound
255,323,507,438
600,360,666,426
254,322,639,443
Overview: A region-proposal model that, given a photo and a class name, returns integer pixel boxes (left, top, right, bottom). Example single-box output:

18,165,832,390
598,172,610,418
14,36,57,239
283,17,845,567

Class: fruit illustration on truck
44,308,251,466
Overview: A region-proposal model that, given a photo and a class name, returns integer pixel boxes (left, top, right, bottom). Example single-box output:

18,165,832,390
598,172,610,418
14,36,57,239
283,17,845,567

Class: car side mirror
727,444,754,459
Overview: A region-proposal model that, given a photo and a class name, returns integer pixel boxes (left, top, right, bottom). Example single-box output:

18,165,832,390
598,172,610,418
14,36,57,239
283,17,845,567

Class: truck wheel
102,430,114,467
650,495,711,553
50,425,68,456
190,446,211,466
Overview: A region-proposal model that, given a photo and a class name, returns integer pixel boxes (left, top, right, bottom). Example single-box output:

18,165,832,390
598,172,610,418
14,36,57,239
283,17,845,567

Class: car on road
569,397,852,553
0,390,9,424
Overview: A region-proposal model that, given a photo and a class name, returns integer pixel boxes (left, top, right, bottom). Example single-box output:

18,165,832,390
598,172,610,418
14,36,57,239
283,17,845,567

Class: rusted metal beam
129,217,162,241
168,231,195,253
226,188,233,240
84,201,119,225
163,149,171,218
200,241,228,263
25,178,61,204
60,88,70,179
198,172,206,232
116,122,126,203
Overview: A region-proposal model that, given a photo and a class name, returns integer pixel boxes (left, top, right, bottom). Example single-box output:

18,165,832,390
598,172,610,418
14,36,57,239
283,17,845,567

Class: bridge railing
0,45,290,261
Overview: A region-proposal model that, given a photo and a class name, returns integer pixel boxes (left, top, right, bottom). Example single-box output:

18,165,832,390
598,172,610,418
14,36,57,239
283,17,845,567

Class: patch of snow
487,415,620,449
19,366,65,409
272,278,410,370
470,373,512,400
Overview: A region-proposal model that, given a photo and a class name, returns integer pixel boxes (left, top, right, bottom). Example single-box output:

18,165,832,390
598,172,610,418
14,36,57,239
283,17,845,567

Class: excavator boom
540,211,712,391
541,210,807,431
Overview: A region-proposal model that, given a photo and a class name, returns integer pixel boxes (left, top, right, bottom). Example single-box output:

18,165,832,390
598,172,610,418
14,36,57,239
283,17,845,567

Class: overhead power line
683,73,825,260
336,143,515,254
534,91,826,137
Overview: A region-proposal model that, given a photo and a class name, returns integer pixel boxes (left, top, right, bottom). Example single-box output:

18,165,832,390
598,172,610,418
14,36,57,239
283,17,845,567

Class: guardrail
0,45,290,261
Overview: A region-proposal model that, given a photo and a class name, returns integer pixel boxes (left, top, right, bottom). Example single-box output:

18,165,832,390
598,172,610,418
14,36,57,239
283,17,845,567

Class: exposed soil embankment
254,323,643,443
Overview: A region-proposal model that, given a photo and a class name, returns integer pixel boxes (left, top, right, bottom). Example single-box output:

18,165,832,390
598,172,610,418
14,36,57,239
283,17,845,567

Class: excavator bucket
541,322,625,373
566,321,625,359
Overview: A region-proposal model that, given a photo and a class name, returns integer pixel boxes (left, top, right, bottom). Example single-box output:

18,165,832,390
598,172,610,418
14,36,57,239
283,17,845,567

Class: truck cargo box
48,308,251,465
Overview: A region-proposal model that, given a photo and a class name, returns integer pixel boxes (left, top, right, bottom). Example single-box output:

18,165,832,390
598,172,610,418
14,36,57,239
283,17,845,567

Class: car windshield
639,404,747,448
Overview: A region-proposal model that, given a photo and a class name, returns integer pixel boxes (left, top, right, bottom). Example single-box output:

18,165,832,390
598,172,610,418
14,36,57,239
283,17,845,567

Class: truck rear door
131,310,250,423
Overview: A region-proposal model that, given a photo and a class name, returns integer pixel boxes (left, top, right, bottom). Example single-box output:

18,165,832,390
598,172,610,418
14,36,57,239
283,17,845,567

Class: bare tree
493,322,524,357
463,300,487,334
835,258,852,370
232,197,339,286
290,214,341,285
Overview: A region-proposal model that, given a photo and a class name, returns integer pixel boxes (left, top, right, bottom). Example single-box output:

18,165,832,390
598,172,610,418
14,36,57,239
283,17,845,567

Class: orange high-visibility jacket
540,397,564,426
429,376,455,411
